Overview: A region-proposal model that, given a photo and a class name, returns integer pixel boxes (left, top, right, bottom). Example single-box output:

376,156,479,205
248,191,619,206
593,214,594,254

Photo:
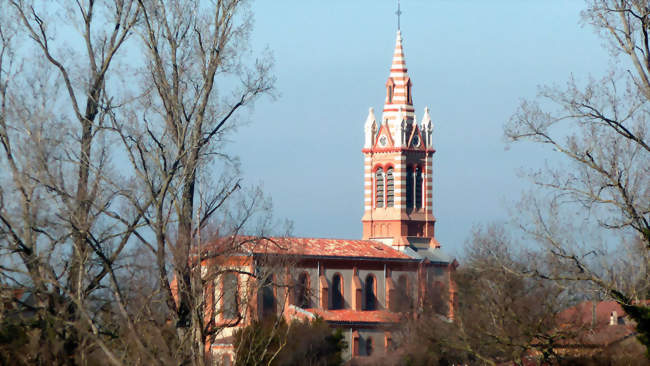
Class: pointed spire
421,107,431,126
365,107,376,128
383,31,414,115
391,31,407,74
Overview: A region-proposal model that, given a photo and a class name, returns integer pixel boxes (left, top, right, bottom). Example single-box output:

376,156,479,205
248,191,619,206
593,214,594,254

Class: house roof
555,300,638,347
202,236,417,261
558,301,626,327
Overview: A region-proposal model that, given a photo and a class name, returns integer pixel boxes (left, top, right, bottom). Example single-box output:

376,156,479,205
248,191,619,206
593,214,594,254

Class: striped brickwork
383,31,414,140
361,30,437,247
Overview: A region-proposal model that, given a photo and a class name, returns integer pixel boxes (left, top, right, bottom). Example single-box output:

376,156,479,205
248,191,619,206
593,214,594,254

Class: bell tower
361,30,438,249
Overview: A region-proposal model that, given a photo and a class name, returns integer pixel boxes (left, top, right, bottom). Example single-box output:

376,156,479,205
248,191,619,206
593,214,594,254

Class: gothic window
397,275,411,312
261,275,276,318
405,166,414,209
386,168,394,207
365,274,377,310
295,272,310,308
432,281,449,315
331,273,344,310
222,272,238,319
415,166,423,209
366,336,374,356
375,168,384,208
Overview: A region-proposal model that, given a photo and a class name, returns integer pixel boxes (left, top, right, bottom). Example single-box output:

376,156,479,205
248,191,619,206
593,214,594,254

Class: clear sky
230,0,612,256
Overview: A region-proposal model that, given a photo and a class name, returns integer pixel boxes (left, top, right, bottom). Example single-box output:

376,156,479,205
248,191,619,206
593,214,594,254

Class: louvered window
415,167,423,209
386,168,394,207
375,168,384,208
405,166,414,209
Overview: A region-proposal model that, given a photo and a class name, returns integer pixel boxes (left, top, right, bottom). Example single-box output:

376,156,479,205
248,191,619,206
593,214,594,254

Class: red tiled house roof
201,236,416,261
306,309,402,324
555,301,637,347
285,305,403,325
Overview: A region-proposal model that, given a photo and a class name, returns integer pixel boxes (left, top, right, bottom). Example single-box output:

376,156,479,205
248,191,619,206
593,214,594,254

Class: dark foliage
233,317,346,366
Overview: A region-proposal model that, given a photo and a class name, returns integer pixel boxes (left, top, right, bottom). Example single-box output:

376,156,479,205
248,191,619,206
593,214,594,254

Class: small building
552,300,643,358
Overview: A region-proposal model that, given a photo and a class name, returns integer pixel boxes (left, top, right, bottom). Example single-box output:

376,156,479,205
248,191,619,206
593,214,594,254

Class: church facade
202,29,456,363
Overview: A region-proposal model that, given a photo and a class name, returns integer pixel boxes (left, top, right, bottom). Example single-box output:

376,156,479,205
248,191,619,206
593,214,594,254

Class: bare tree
1,0,275,364
386,225,581,366
505,0,650,351
0,1,141,364
104,0,275,364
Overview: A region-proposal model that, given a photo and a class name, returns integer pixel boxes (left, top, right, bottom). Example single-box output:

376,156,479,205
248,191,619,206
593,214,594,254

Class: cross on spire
396,0,402,30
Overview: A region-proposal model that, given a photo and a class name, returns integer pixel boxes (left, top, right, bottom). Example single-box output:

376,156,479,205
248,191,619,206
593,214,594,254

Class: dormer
386,78,395,104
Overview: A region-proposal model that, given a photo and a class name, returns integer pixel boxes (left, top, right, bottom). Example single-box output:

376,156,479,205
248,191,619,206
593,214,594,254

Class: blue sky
230,1,611,255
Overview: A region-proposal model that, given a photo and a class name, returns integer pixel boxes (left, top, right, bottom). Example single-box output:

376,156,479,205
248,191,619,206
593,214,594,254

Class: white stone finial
421,106,433,147
364,107,378,148
365,107,376,125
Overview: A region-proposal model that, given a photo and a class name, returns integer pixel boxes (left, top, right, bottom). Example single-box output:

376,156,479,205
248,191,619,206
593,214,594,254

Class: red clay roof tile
305,309,402,323
555,300,638,346
203,236,414,261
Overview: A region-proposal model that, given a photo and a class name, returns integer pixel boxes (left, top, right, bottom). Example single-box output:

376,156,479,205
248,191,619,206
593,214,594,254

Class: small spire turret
421,107,433,147
364,108,378,148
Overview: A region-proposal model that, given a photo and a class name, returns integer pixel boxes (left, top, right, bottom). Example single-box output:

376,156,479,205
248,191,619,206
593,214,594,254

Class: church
200,27,456,363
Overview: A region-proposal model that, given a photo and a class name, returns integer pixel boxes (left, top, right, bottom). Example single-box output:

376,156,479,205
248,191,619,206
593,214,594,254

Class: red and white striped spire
383,30,415,140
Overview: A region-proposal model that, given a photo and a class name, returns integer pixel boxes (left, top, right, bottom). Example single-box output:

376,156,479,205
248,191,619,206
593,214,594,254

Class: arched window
261,275,275,318
295,272,310,308
386,168,394,207
415,166,423,209
222,272,238,319
366,336,374,356
431,281,448,315
365,275,377,310
405,166,414,209
331,273,344,310
397,275,411,312
375,168,384,208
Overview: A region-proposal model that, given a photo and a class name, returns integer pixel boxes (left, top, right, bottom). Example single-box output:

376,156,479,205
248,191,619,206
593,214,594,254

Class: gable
374,123,395,149
406,124,425,150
